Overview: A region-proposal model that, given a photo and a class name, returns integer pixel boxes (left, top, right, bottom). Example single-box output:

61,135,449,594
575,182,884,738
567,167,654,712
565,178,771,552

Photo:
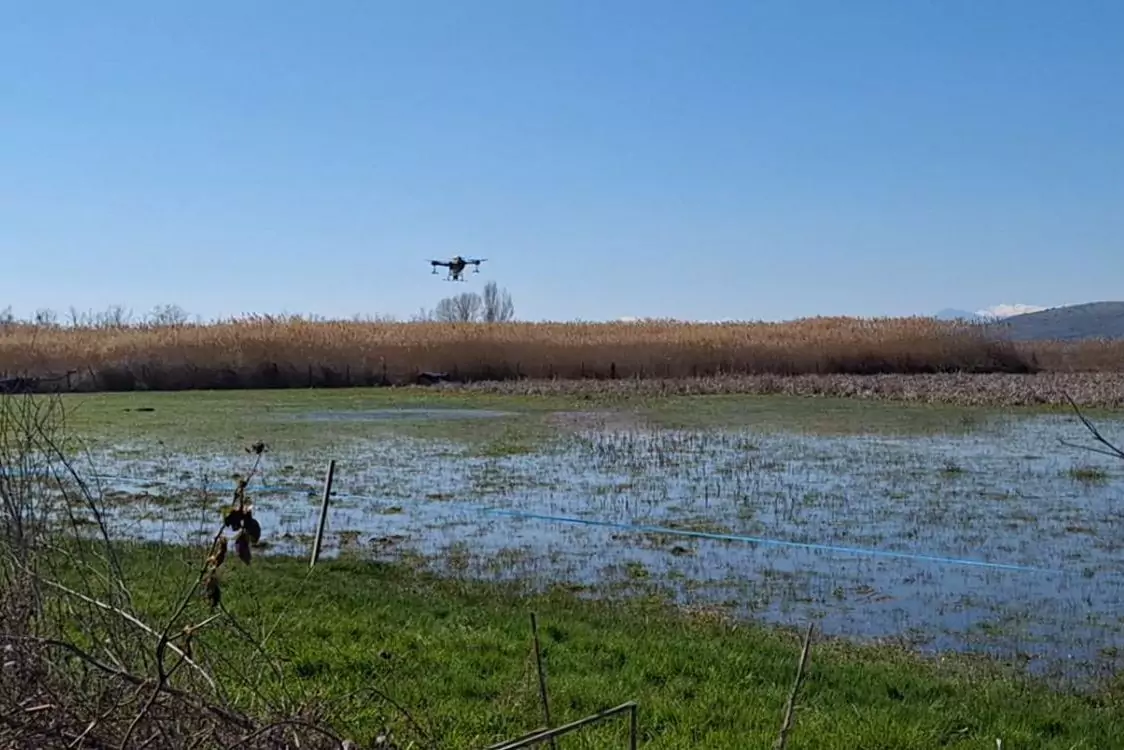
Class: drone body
429,255,486,281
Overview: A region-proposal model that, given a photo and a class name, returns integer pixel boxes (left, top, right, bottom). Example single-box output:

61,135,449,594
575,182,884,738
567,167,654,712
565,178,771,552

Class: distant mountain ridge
930,302,1124,340
990,301,1124,341
933,308,984,322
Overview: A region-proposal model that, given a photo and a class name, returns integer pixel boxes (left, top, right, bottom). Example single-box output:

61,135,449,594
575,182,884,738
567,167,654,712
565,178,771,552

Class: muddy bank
438,372,1124,409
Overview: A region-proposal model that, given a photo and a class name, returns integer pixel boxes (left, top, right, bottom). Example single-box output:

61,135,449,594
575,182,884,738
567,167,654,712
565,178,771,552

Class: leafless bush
0,391,367,748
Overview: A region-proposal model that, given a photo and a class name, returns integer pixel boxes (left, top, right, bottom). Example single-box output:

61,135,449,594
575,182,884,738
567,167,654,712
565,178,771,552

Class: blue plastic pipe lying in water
479,507,1061,575
14,467,1061,575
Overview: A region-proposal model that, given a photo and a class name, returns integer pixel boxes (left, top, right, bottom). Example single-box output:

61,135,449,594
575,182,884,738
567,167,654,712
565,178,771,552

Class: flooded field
54,399,1124,689
291,407,516,422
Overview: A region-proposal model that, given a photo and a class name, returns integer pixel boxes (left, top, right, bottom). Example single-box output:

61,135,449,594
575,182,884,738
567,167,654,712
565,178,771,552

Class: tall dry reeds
1,316,1121,392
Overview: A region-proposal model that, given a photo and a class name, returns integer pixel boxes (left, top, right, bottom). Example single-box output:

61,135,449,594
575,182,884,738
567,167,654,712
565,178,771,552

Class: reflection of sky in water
61,412,1124,686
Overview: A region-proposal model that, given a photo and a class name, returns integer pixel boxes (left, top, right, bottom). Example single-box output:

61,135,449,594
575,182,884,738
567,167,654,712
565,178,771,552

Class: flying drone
429,255,486,281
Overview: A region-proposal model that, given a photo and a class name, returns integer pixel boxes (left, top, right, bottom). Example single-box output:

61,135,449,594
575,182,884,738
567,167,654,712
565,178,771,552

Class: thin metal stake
774,622,815,750
530,613,557,750
310,459,335,568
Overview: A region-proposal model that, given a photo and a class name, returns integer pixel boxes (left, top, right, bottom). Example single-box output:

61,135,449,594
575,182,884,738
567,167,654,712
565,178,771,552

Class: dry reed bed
443,371,1124,409
1,318,1121,392
5,317,1121,392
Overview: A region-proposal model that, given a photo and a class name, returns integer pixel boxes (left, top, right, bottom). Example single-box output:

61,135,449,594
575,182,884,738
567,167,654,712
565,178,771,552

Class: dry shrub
0,392,375,748
1,316,1101,392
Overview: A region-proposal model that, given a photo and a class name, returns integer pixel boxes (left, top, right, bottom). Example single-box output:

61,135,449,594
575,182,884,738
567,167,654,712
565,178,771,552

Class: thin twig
300,680,434,748
119,451,269,748
35,578,216,690
66,682,147,749
774,622,815,750
226,719,347,749
1058,392,1124,461
0,635,254,730
120,674,165,749
37,419,132,601
217,601,285,682
1,393,348,749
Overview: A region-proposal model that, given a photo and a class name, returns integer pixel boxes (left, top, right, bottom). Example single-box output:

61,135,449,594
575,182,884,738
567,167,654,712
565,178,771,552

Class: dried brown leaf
207,534,228,568
235,530,252,565
243,514,261,545
223,508,245,531
203,572,221,608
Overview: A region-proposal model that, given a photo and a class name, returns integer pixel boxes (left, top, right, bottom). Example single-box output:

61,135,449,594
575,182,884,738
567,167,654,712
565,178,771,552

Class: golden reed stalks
0,317,1120,391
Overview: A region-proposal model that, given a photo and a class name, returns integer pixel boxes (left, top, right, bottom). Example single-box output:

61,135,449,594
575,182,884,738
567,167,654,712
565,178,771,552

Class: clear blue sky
3,1,1122,323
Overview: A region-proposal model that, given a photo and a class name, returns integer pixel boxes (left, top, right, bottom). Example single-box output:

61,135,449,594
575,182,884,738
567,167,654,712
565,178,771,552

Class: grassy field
50,387,1124,659
55,385,1013,451
6,387,1124,747
6,316,1124,394
47,383,1124,471
59,543,1124,748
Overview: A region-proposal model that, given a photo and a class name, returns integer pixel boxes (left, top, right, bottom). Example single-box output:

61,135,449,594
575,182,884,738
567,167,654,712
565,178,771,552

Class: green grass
25,387,1124,746
54,388,564,455
53,387,1013,455
90,543,1124,749
1066,465,1111,484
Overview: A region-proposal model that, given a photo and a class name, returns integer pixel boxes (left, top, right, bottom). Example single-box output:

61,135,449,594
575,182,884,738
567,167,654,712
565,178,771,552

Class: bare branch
0,391,370,749
1058,391,1124,461
35,578,217,691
